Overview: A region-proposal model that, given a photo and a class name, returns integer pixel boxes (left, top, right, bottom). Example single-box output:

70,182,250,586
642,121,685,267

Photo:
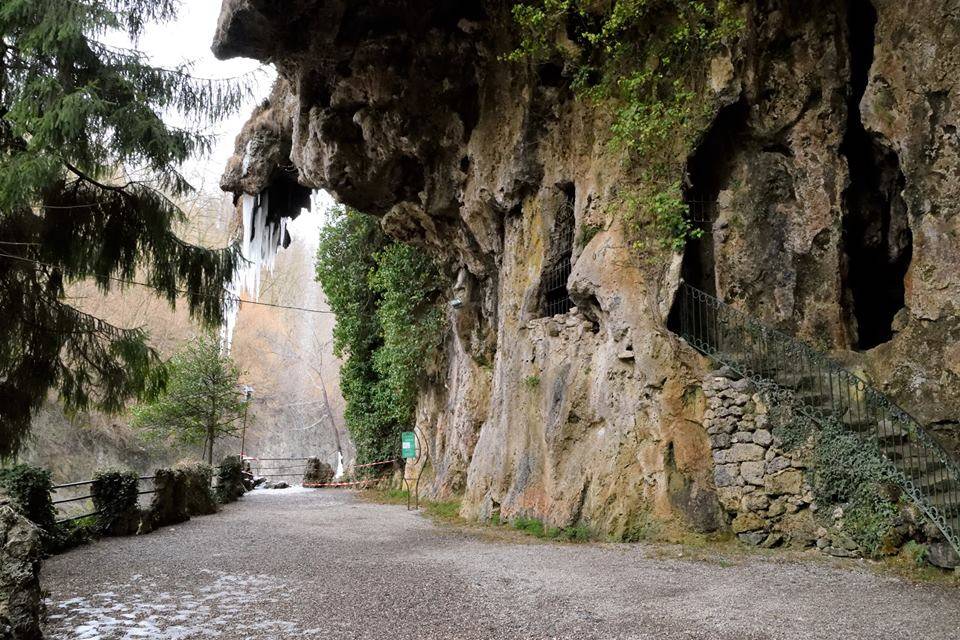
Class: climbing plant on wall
508,0,744,250
315,207,447,466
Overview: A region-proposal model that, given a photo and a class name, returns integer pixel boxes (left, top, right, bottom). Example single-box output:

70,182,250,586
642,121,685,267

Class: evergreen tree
132,333,247,465
0,0,250,457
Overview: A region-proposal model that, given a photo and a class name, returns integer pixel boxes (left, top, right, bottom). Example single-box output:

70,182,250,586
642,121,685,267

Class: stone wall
0,492,42,640
704,370,817,548
705,369,960,567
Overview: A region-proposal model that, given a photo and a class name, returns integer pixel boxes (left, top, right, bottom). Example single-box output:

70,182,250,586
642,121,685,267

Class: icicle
221,188,300,353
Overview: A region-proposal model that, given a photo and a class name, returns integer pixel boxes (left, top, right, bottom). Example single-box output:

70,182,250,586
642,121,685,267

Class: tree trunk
207,424,215,465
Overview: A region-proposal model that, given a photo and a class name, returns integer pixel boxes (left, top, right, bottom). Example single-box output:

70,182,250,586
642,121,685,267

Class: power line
0,251,335,315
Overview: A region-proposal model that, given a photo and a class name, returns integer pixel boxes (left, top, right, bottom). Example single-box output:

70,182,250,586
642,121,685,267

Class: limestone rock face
214,1,960,536
0,492,42,640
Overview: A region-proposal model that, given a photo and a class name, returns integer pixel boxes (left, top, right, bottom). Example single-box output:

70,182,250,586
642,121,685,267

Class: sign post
400,429,426,510
401,431,417,460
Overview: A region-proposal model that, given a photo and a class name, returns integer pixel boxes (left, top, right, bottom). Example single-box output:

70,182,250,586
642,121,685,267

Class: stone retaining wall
705,369,959,567
704,370,818,549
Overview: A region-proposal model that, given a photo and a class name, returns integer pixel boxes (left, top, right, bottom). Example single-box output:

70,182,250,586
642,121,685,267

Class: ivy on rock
315,207,446,467
508,0,744,251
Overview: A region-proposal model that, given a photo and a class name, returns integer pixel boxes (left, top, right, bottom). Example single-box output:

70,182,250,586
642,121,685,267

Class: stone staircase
675,281,960,555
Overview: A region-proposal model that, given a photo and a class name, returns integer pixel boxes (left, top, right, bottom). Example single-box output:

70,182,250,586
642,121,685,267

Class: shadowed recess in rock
840,0,912,351
667,96,750,332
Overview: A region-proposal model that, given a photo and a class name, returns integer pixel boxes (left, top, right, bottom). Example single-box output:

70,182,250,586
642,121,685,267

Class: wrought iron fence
676,281,960,554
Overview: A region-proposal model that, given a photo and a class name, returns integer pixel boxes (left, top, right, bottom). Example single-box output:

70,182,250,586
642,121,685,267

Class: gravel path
42,488,959,639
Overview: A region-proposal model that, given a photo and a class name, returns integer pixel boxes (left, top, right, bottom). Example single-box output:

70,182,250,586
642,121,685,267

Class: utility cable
0,251,335,315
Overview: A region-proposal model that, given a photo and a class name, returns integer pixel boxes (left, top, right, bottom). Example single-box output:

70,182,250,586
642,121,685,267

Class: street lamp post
240,385,253,457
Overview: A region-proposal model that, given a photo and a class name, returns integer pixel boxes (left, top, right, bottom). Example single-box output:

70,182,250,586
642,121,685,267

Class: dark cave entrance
841,0,912,350
667,98,750,332
540,183,576,317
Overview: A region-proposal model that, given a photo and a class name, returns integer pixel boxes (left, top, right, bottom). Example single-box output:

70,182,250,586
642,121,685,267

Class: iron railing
541,199,575,317
50,472,216,524
676,281,960,555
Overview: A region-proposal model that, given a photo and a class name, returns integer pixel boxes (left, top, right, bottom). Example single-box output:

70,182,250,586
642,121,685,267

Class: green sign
401,431,417,459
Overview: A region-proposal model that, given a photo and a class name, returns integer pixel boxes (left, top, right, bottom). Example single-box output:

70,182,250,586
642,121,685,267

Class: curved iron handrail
676,281,960,555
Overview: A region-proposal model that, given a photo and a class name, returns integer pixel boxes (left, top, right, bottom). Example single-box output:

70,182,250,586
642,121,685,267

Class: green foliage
215,455,246,504
315,206,447,466
177,462,217,515
812,421,899,556
91,469,140,535
770,402,900,557
512,515,546,537
512,515,592,542
424,500,462,521
50,516,97,552
902,540,929,566
576,223,603,248
0,464,56,531
523,375,541,389
0,0,250,457
508,0,743,250
132,334,248,464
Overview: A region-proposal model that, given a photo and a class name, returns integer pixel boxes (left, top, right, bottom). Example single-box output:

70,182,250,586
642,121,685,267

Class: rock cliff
214,0,959,541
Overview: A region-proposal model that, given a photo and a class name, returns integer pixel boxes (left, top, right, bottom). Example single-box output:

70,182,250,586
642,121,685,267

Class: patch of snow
45,572,323,640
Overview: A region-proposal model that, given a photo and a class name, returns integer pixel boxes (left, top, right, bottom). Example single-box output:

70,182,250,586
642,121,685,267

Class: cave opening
666,97,750,333
840,0,912,350
540,183,576,317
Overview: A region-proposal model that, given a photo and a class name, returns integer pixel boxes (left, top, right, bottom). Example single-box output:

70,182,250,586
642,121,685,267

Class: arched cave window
540,184,575,317
666,98,750,333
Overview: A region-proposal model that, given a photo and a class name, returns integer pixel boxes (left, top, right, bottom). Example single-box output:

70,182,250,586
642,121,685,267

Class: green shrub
902,540,928,566
576,223,603,248
177,462,217,515
767,392,900,557
425,500,461,520
50,516,97,553
512,516,592,542
216,456,246,504
513,516,546,537
91,469,141,536
0,464,55,532
144,468,189,529
523,375,541,389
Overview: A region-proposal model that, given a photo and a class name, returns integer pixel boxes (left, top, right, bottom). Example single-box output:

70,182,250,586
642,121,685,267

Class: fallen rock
303,457,335,485
927,542,960,569
272,482,290,489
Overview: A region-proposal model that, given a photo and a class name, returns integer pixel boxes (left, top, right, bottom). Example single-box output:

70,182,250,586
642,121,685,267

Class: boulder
765,469,804,496
303,457,335,486
926,542,960,569
0,492,42,640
